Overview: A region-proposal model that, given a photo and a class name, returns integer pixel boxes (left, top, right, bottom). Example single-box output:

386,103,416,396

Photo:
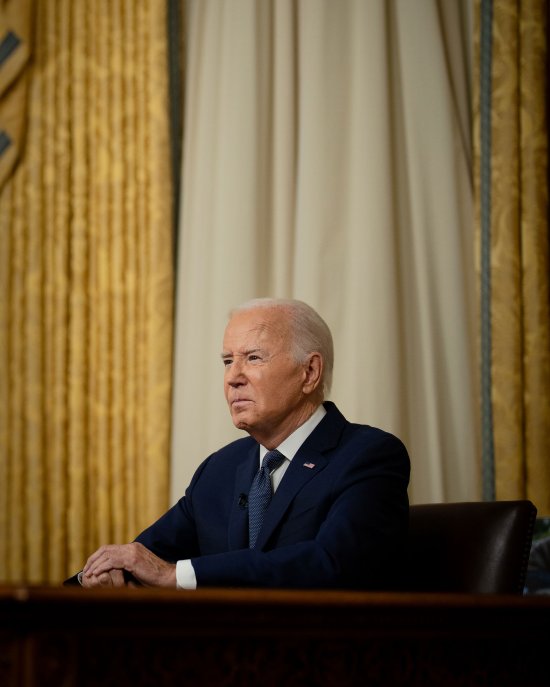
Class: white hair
230,298,334,398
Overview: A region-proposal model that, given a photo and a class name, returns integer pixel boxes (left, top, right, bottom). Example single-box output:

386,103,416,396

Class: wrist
166,563,177,588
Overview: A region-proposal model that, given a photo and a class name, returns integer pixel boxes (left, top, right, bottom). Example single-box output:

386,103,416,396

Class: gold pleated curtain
0,1,174,583
474,0,550,513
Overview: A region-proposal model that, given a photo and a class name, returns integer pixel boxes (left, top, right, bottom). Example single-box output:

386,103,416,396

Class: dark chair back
404,500,537,594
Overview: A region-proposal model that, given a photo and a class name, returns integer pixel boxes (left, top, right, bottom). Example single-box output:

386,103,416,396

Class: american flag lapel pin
303,462,315,469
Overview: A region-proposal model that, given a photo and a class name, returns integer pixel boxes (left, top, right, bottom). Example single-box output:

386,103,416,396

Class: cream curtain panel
0,0,173,583
171,0,479,505
474,0,550,512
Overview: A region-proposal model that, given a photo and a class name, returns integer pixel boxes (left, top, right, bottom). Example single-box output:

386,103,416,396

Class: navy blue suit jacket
136,402,410,590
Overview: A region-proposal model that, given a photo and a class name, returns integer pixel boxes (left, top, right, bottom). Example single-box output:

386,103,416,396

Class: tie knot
262,449,285,473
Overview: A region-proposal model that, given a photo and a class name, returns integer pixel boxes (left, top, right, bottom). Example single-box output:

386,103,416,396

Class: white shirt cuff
176,559,197,589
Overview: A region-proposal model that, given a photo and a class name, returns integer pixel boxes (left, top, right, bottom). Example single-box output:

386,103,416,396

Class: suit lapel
228,443,259,550
254,447,329,550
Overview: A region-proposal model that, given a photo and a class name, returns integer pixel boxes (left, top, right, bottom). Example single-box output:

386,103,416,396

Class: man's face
222,307,310,444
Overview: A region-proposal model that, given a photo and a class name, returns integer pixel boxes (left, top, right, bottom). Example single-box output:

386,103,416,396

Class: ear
302,353,323,396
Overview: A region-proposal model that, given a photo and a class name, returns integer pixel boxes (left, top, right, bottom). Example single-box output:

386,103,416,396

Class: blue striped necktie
248,449,285,549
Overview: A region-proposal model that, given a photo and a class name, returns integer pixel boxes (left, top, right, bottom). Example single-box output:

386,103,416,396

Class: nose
225,358,246,387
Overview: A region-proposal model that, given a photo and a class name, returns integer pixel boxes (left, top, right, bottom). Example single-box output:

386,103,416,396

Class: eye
248,354,261,362
222,358,232,367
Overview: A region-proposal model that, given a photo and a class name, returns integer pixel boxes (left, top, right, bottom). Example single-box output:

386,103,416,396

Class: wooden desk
1,586,550,686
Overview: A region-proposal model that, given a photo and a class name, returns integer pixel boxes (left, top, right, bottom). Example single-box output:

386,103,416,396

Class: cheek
270,377,303,406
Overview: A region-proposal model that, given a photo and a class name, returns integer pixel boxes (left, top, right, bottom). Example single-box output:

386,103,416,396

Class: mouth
231,398,252,409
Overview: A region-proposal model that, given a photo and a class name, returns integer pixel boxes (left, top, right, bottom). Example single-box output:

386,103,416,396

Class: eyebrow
220,348,264,360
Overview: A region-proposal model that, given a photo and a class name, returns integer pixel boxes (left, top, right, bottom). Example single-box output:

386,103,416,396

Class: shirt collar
259,403,327,463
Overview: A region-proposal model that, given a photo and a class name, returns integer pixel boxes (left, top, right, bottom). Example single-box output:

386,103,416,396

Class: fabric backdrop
474,0,550,513
171,0,479,506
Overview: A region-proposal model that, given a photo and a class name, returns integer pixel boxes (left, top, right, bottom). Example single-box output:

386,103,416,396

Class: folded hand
82,542,176,588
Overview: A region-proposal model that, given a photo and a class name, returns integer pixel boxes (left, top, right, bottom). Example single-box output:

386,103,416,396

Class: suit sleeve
134,459,208,562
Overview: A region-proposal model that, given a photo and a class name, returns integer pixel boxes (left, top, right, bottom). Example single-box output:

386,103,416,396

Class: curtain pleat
518,2,550,512
0,0,173,583
475,0,550,512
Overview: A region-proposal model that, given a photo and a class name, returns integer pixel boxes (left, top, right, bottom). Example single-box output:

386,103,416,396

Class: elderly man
75,298,410,589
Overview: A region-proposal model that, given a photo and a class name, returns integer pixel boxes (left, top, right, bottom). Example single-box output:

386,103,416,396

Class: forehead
223,308,290,350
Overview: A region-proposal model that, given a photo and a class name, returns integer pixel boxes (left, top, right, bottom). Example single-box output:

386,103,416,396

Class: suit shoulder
200,435,256,468
312,402,408,460
348,421,404,442
343,421,409,459
186,435,256,492
211,435,256,457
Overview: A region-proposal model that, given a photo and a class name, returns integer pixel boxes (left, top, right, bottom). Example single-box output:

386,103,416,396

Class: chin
235,422,253,435
231,414,250,431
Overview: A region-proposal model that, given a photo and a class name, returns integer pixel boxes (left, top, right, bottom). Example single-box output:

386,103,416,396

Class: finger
81,573,95,588
84,554,112,578
84,545,129,577
110,569,126,587
81,572,110,588
83,545,114,573
98,572,112,586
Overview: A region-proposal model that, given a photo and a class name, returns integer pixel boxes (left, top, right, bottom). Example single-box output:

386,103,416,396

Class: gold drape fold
474,0,550,512
0,0,173,583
